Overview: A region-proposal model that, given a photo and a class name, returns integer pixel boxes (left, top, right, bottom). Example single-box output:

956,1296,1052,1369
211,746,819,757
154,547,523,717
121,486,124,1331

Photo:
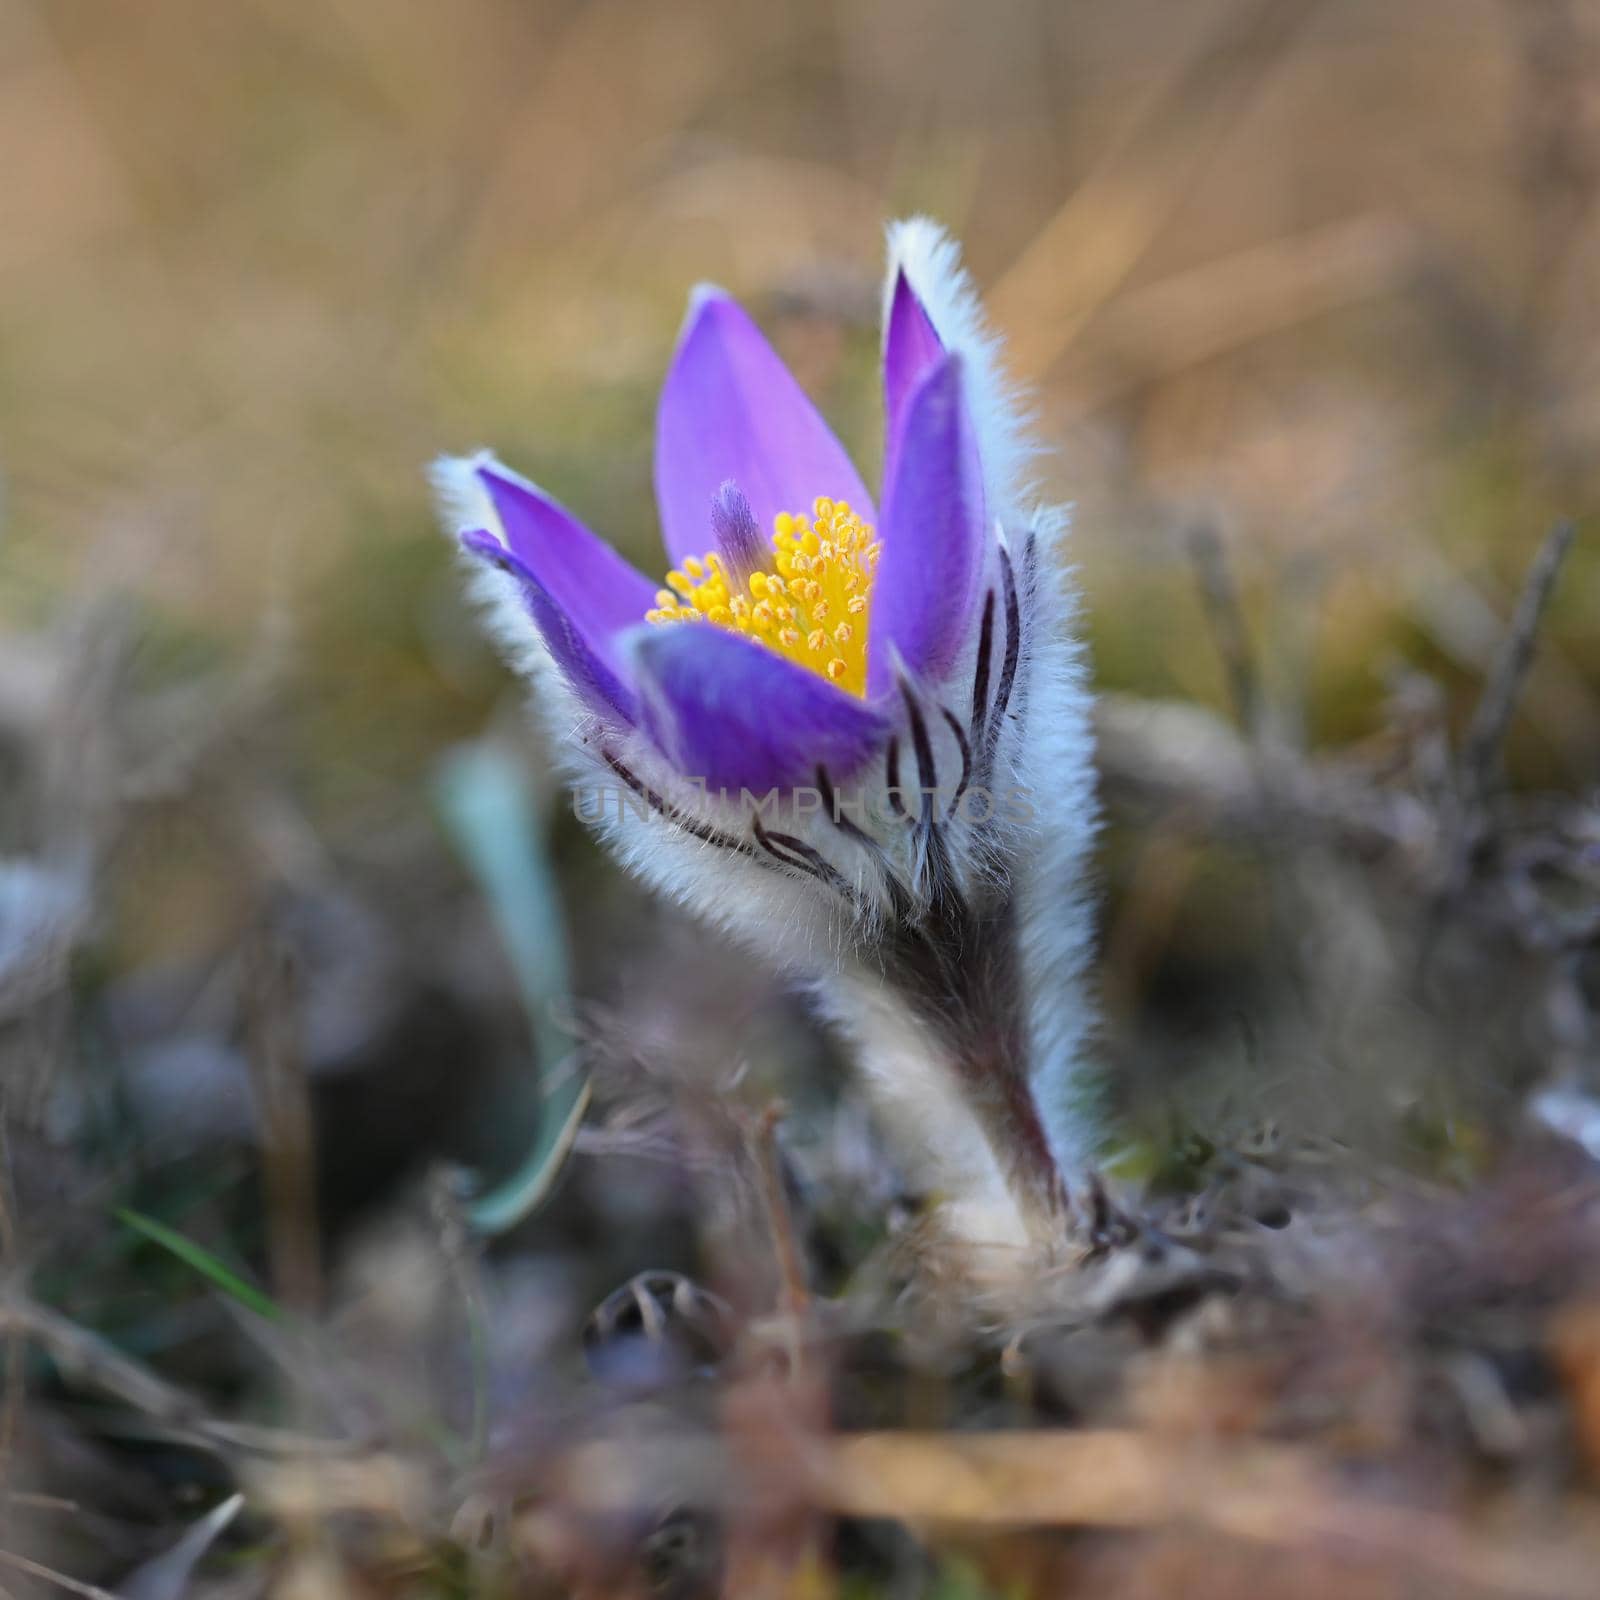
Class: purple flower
437,221,1099,1254
443,276,990,798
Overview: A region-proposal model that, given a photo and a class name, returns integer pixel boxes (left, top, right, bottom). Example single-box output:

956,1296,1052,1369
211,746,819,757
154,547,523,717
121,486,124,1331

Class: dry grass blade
0,1547,119,1600
244,920,321,1316
1058,213,1417,418
992,0,1322,380
548,1428,1600,1599
749,1104,810,1327
1462,519,1581,802
2,1297,349,1459
1187,524,1261,736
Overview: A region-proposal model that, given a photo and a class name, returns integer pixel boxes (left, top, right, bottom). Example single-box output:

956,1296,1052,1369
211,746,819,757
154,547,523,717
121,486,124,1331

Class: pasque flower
436,221,1097,1253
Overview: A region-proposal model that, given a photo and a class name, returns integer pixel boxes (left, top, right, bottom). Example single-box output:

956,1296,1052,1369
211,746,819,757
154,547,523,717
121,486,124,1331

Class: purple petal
462,530,637,727
628,623,889,795
655,290,874,570
883,269,945,464
710,480,766,582
867,354,986,699
477,463,658,663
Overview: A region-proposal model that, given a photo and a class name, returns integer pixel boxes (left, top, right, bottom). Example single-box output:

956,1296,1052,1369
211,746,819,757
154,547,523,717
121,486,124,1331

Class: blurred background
5,0,1600,1588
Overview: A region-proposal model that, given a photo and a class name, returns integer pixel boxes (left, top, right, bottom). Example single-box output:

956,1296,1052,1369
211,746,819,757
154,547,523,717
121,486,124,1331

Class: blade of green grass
114,1207,283,1322
434,740,587,1236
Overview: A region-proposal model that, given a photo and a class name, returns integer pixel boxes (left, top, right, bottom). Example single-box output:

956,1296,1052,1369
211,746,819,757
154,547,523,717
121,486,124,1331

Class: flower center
645,497,879,697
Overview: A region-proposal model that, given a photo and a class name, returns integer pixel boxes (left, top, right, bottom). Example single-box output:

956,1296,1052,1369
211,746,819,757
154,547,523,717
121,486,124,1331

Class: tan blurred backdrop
4,0,1598,793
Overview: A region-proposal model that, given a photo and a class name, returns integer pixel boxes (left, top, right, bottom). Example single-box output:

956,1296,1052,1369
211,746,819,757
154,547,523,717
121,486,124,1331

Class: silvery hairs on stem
434,219,1098,1254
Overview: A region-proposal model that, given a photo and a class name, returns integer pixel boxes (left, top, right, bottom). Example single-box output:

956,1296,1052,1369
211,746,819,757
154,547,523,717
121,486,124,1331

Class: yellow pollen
644,496,878,696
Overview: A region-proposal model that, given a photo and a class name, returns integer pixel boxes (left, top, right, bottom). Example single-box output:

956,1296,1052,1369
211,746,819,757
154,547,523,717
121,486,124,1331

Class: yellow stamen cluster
645,497,879,697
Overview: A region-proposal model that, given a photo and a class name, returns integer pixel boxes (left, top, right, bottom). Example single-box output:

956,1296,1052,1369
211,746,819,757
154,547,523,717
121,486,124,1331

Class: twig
1188,522,1262,736
0,1123,21,1547
244,915,321,1315
1093,694,1431,858
1461,519,1579,803
428,1171,492,1466
748,1105,810,1332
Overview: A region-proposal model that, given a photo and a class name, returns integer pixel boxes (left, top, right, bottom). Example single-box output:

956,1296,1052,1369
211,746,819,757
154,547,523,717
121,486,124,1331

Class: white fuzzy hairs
885,218,1101,1171
884,217,1040,529
435,220,1101,1244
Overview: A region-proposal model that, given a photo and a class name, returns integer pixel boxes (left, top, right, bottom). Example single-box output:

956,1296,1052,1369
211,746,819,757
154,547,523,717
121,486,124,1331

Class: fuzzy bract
435,220,1099,1248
